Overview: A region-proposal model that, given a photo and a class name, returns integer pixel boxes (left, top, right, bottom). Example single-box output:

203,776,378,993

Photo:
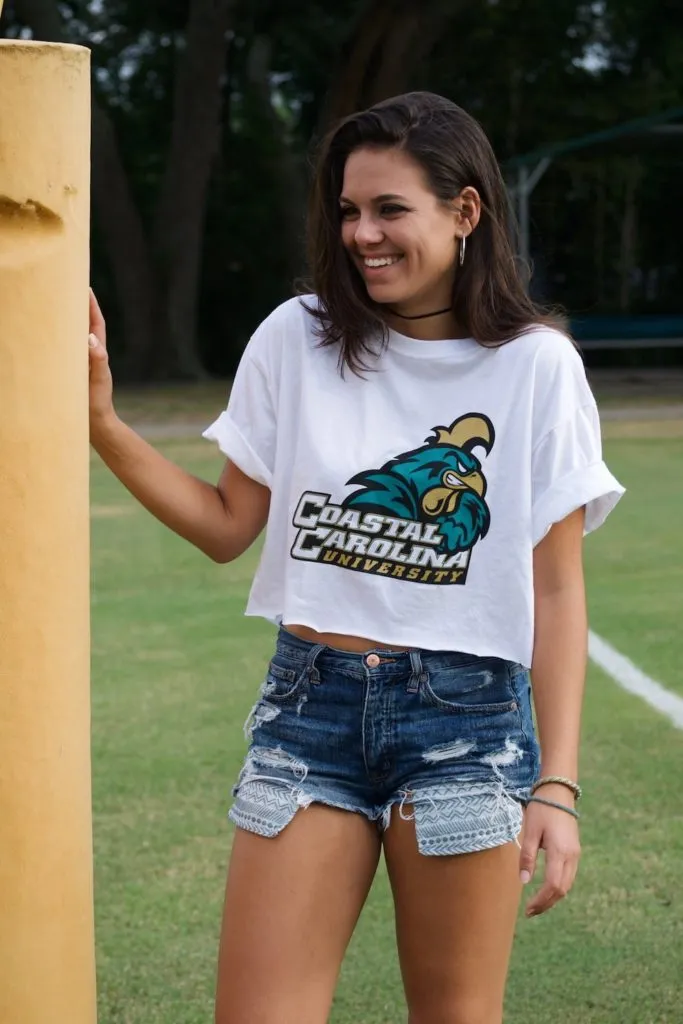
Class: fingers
518,830,539,888
521,806,580,918
88,333,108,363
524,840,581,918
89,288,107,349
562,854,579,902
525,846,567,917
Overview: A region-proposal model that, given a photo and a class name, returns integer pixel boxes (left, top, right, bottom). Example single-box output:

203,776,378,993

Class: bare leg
215,804,381,1024
383,808,522,1024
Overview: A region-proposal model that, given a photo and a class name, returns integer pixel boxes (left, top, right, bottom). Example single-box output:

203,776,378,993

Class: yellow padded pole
0,40,96,1024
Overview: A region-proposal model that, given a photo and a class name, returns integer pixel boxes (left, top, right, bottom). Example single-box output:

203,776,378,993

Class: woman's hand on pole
88,288,116,432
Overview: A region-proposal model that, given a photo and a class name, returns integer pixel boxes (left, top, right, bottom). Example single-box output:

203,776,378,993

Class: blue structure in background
505,108,683,351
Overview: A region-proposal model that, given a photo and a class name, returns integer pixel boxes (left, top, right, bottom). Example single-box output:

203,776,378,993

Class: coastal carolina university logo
291,414,495,585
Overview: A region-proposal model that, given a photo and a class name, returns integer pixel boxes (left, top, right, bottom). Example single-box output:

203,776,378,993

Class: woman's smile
358,253,405,278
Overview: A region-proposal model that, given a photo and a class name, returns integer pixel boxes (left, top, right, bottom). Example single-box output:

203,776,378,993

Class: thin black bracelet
526,795,580,820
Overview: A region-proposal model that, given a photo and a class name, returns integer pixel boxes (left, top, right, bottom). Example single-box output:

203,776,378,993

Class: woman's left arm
520,505,586,917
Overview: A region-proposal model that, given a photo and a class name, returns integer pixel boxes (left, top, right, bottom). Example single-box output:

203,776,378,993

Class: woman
89,91,624,1024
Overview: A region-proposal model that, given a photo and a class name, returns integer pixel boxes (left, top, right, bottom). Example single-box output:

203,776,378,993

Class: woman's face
340,146,468,316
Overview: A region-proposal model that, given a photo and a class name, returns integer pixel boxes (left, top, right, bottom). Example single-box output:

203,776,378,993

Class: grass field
91,427,683,1024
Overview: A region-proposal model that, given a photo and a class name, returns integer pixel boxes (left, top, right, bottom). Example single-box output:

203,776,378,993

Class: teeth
364,256,402,268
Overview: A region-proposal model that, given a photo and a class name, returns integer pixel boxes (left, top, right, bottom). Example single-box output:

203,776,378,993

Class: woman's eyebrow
339,192,408,205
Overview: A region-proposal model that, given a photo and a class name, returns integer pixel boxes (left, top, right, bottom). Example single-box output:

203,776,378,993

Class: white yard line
588,631,683,730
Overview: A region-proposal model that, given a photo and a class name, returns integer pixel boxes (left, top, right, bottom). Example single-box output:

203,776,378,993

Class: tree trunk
246,33,307,282
365,4,439,105
91,105,158,380
12,0,163,380
319,0,451,131
151,0,234,379
318,1,392,129
13,0,234,382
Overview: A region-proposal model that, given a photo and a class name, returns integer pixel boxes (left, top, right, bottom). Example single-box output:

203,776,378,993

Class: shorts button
366,653,381,668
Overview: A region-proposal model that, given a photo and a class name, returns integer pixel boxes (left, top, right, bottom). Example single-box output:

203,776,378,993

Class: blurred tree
317,0,452,127
1,0,681,376
8,0,233,379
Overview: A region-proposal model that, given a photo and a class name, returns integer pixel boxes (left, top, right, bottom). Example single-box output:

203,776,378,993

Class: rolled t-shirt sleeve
531,402,623,545
530,338,624,546
202,335,276,488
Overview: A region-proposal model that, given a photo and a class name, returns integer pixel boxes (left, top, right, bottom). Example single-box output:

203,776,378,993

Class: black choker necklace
389,305,453,321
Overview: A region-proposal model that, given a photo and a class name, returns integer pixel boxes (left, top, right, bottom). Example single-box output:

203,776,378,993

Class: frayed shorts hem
228,779,525,857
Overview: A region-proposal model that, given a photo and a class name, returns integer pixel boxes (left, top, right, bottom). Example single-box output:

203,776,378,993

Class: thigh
383,809,522,1024
215,804,381,1024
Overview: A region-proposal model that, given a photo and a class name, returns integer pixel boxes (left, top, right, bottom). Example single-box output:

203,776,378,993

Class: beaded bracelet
531,775,582,801
527,795,580,820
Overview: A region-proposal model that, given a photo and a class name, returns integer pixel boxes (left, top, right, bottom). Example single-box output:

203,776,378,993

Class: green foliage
3,0,681,374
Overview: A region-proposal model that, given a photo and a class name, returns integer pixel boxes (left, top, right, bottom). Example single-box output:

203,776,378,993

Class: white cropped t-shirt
203,297,624,667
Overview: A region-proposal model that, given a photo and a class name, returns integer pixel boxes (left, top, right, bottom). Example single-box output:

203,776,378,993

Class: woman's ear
454,186,481,236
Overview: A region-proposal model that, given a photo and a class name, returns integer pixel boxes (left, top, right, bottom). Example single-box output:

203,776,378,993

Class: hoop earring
459,236,466,266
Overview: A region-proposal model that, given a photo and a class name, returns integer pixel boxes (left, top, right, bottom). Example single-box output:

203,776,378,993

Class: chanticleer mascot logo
343,413,495,556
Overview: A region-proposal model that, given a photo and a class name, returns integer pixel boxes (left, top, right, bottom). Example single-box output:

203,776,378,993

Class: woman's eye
380,204,406,216
339,207,358,220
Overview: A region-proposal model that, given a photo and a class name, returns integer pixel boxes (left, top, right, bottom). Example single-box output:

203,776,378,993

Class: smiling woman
89,89,624,1024
304,91,566,372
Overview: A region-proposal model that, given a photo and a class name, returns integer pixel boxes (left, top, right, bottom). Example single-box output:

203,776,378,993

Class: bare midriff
285,623,412,654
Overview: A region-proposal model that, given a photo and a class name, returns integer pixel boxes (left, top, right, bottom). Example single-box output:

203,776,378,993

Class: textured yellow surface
0,41,97,1024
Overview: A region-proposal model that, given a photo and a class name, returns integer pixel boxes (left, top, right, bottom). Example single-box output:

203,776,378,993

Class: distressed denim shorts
231,628,540,855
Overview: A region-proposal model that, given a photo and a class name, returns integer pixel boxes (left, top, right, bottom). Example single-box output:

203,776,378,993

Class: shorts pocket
421,660,518,715
262,657,307,704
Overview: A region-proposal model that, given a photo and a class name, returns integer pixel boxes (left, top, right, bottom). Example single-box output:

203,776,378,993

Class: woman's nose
354,215,384,247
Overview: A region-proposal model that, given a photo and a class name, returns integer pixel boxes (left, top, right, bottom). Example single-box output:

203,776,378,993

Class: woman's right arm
88,291,269,564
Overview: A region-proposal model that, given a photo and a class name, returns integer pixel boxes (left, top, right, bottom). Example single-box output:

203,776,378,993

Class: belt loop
407,650,424,694
306,643,325,685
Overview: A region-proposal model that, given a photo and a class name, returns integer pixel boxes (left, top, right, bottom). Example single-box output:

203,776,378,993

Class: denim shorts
231,628,540,855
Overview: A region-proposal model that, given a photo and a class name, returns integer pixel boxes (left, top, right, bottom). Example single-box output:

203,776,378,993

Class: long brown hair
301,91,565,373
